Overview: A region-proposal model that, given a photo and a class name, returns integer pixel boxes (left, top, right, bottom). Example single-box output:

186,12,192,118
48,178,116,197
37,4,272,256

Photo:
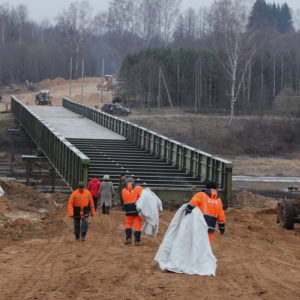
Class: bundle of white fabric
0,186,4,197
154,204,217,276
136,188,163,237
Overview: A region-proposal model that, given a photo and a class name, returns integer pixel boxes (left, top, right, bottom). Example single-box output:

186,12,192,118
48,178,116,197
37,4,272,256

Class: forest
0,0,299,121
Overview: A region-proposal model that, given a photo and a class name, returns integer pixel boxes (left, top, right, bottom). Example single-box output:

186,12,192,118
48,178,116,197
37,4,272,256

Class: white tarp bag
154,204,217,276
136,188,163,237
0,186,4,197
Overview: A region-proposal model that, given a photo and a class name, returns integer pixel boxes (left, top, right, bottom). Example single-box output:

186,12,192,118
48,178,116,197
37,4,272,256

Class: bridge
11,96,233,207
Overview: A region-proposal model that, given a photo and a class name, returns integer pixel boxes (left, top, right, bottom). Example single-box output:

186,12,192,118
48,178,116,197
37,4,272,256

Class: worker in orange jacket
186,181,225,244
122,177,143,246
68,181,95,241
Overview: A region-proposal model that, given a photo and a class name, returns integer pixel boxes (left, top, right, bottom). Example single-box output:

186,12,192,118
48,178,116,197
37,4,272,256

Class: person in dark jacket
87,178,101,210
117,173,127,210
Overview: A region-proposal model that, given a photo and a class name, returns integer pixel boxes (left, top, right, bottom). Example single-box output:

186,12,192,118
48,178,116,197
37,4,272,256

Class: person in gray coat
99,175,114,215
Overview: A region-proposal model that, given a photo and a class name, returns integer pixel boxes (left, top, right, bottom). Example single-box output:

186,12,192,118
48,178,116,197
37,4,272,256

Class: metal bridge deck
28,106,125,140
69,138,202,190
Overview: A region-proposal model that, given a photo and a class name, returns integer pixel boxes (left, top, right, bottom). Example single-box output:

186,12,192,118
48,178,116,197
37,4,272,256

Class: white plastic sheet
154,204,217,276
0,186,4,197
136,188,163,237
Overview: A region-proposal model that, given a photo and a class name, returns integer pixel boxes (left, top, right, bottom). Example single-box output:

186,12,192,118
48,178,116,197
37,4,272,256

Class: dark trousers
74,217,89,238
102,204,110,215
93,197,98,211
119,194,125,211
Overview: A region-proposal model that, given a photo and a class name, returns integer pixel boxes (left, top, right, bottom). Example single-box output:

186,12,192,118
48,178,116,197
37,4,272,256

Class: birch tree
210,0,262,126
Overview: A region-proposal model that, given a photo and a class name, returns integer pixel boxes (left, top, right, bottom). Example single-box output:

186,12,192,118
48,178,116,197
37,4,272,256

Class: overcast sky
2,0,300,23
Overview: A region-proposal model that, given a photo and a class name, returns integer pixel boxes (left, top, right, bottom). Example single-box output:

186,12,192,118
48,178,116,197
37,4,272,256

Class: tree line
0,0,182,86
120,0,300,124
0,0,299,123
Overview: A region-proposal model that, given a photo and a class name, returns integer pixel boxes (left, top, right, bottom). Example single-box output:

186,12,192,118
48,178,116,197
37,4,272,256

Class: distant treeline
0,0,299,118
0,0,184,86
120,0,300,119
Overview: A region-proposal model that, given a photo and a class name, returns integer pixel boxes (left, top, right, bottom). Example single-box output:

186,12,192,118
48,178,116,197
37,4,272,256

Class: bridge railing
63,98,232,207
11,96,90,190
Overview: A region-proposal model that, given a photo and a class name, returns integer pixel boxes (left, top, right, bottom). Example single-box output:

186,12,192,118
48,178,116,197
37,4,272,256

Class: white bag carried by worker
136,188,163,237
0,186,4,197
154,204,217,276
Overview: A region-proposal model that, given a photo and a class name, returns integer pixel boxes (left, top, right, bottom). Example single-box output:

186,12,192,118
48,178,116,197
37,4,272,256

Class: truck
35,90,51,105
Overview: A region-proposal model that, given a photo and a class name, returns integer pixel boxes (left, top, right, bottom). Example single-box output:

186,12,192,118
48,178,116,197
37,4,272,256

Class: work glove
218,224,225,235
185,204,194,215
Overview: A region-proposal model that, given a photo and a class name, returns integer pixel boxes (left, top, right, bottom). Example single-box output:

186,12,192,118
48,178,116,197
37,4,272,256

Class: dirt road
0,181,300,300
1,77,112,109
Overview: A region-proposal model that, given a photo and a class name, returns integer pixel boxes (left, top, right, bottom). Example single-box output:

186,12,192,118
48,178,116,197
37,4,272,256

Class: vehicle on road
101,103,131,116
35,90,51,105
112,95,125,104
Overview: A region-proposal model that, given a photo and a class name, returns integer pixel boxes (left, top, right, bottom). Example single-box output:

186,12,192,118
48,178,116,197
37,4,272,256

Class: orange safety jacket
68,188,95,219
122,183,143,216
186,188,225,233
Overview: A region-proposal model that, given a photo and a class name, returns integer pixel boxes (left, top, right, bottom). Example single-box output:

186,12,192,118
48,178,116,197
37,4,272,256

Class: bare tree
159,0,181,44
57,1,92,77
210,0,261,126
185,8,197,39
138,0,161,47
195,7,209,39
106,0,136,36
15,4,28,43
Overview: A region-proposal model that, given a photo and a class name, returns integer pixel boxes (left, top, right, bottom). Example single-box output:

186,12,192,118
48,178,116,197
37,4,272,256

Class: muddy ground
0,179,299,299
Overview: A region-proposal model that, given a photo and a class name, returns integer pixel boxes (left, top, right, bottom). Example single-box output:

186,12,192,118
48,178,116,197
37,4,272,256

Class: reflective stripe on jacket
68,188,95,218
122,184,143,216
187,189,225,233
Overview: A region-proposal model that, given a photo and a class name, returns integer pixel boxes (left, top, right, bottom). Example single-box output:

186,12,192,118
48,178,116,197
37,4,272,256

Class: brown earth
0,180,300,299
0,77,112,110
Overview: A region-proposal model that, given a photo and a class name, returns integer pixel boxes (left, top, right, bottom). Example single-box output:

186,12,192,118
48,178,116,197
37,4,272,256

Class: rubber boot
134,231,141,246
75,234,80,241
81,233,86,241
125,228,132,244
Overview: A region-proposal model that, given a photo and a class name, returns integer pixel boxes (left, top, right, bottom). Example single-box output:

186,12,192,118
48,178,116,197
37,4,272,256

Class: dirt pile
41,77,67,88
0,179,66,211
232,190,278,210
0,179,68,250
71,92,111,107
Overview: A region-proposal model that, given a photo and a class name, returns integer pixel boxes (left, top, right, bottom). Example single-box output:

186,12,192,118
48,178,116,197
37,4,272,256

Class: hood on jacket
203,188,218,199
